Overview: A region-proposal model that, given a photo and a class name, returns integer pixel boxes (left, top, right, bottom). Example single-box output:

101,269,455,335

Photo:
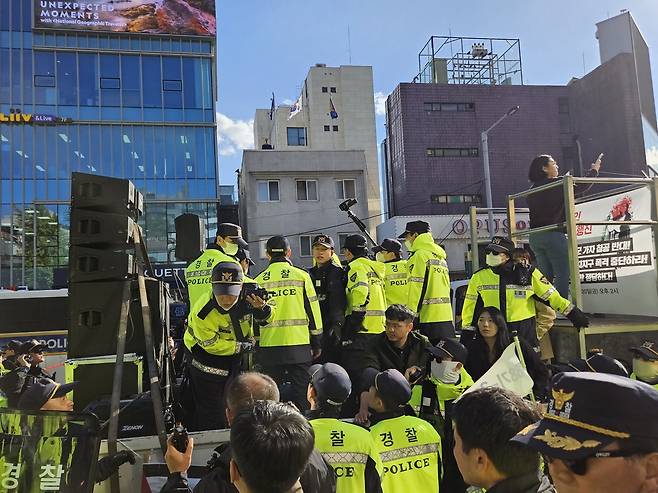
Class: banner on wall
34,0,217,37
575,186,658,317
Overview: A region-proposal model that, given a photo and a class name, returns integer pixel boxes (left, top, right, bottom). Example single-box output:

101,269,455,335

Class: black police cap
374,369,412,407
373,238,402,254
309,363,352,405
17,378,77,411
427,338,468,364
312,235,335,249
211,262,244,297
266,235,290,254
630,340,658,361
216,223,248,249
398,221,431,239
513,372,658,460
342,234,367,253
19,339,46,355
485,236,515,255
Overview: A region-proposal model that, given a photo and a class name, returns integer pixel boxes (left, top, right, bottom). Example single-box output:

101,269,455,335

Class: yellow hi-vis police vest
185,247,238,310
311,418,383,493
409,368,474,416
255,261,323,349
631,373,658,391
370,414,441,493
407,233,453,323
383,259,408,307
461,266,573,328
345,257,386,335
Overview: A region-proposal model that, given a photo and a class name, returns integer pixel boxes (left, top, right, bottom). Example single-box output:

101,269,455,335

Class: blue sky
214,0,658,186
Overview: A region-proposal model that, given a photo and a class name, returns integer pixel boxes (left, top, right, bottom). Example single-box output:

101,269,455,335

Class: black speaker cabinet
70,209,137,249
68,278,166,358
71,172,143,217
69,246,135,283
175,213,206,262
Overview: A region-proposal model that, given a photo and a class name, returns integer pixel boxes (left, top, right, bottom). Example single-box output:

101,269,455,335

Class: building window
257,180,280,202
332,125,339,132
100,77,120,89
322,86,328,93
163,79,182,91
300,235,313,257
296,180,318,201
330,87,337,93
427,148,479,157
287,127,307,146
423,102,475,112
34,75,56,87
338,233,350,250
431,194,481,204
558,97,570,114
336,179,356,200
324,125,330,132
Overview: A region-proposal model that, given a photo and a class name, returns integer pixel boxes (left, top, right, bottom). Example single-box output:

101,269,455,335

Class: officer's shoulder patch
350,272,357,283
540,276,550,285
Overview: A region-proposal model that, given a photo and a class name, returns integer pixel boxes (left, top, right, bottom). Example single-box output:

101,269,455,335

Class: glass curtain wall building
0,0,219,289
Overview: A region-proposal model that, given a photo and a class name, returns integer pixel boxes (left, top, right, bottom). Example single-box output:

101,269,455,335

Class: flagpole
512,331,536,402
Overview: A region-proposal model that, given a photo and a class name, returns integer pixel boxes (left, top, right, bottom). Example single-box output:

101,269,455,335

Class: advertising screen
34,0,216,36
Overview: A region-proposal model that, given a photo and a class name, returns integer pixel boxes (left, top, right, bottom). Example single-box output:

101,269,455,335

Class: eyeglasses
543,449,642,476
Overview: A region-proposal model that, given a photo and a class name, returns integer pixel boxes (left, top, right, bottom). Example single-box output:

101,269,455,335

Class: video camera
339,198,358,212
241,283,271,301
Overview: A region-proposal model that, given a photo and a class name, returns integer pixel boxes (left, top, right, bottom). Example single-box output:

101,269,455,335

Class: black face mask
513,263,534,285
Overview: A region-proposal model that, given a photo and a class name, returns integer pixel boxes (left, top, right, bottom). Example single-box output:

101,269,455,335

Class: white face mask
223,241,239,256
404,240,413,251
375,252,386,263
430,360,461,384
633,359,658,384
486,253,505,267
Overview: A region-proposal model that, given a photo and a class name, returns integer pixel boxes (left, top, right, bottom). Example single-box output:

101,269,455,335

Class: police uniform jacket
383,259,408,307
255,258,323,366
185,245,239,312
361,332,431,391
309,260,346,339
184,292,274,373
344,256,386,338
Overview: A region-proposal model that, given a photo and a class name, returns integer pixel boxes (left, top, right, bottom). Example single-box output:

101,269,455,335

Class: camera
242,283,270,301
171,424,189,453
339,198,358,212
409,368,426,383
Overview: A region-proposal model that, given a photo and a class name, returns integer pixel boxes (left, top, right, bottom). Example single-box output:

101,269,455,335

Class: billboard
34,0,216,36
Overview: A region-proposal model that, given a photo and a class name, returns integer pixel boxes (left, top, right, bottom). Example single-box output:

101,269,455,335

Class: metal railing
506,176,658,310
468,206,529,272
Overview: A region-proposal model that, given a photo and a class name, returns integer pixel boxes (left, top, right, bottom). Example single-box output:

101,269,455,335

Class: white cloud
281,98,294,105
216,112,254,156
374,91,387,116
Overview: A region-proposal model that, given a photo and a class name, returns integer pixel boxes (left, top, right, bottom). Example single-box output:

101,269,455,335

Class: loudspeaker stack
67,172,167,411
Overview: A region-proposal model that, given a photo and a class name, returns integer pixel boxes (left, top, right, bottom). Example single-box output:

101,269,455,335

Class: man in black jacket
355,304,431,424
308,234,346,364
161,372,336,493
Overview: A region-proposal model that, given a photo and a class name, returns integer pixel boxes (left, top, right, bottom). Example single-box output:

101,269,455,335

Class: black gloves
96,450,137,483
566,306,589,329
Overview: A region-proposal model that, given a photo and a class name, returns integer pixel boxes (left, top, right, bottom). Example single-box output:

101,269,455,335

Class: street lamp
481,105,520,239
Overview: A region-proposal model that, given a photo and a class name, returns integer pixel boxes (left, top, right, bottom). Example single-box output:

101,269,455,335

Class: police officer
341,234,386,417
20,339,54,380
374,239,408,307
410,339,473,493
309,234,346,364
307,363,383,493
400,221,454,344
236,247,256,278
367,369,442,493
630,340,658,390
185,223,247,312
0,340,22,372
185,262,272,430
461,236,589,352
255,235,323,412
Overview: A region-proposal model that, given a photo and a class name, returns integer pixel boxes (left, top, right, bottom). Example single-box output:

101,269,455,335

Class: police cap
512,372,658,460
211,262,244,297
17,378,77,411
630,340,658,361
373,238,402,254
1,340,22,352
19,339,46,355
312,234,334,249
427,338,468,364
485,236,515,255
216,223,248,249
342,234,367,253
374,369,412,407
398,221,430,239
236,248,255,266
309,363,352,406
266,235,290,255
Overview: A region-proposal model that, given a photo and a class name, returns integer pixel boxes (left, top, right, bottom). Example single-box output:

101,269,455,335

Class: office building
384,12,658,217
0,0,219,288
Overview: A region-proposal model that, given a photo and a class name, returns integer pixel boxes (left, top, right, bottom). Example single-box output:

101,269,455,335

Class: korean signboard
34,0,217,37
575,186,658,316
